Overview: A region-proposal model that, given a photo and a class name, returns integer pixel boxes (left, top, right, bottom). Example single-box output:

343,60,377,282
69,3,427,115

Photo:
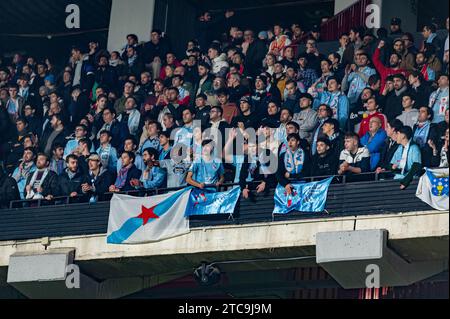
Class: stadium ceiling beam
205,0,334,13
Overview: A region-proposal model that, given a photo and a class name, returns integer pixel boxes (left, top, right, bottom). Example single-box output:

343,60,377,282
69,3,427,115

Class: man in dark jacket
60,154,89,200
0,167,20,208
412,106,441,168
40,114,70,157
377,119,403,172
311,138,339,177
384,74,413,121
81,153,115,203
243,30,267,77
109,151,142,193
24,153,60,200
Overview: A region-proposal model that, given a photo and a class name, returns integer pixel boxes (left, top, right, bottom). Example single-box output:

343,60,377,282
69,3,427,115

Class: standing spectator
408,71,433,108
117,96,143,137
215,89,239,125
314,76,350,129
415,51,436,82
342,52,376,105
293,93,318,144
397,94,419,129
268,24,292,59
49,143,67,176
358,96,387,138
186,140,225,190
208,44,229,78
376,119,403,172
242,30,267,77
277,133,311,193
412,106,440,168
422,24,442,55
429,74,449,123
373,40,408,93
390,126,422,188
97,107,129,151
297,53,319,91
96,130,118,173
6,84,25,121
0,167,20,209
384,74,412,121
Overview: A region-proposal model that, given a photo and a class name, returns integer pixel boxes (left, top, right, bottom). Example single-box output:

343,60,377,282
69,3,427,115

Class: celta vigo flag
185,187,241,217
416,168,449,211
107,188,191,244
273,177,333,215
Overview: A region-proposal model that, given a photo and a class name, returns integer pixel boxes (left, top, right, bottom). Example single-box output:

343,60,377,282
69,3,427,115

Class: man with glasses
81,153,115,203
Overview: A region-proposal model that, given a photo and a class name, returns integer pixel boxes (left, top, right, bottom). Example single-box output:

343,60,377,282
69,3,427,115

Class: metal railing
7,172,394,209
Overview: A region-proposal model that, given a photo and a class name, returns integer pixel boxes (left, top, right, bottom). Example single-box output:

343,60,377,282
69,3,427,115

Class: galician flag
107,188,191,244
416,168,449,211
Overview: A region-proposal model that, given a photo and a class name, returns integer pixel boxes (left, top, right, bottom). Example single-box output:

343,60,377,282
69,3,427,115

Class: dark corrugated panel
0,179,433,242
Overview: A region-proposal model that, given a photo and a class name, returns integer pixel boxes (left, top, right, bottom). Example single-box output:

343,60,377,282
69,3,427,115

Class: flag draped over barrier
185,187,241,217
273,178,333,215
107,189,191,244
416,168,449,211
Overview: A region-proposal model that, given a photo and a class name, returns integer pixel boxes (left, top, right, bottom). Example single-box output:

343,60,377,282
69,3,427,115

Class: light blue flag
273,177,334,214
185,187,241,216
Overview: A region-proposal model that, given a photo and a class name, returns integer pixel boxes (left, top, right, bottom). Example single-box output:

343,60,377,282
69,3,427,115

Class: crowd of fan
0,10,449,209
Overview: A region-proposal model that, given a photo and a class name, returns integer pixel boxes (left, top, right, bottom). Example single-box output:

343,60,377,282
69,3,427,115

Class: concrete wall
380,0,418,34
107,0,155,52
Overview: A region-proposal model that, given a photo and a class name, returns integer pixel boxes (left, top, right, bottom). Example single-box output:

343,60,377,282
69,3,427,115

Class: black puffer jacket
0,170,20,208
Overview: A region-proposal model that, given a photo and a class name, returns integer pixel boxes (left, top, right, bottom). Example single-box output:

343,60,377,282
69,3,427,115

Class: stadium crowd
0,10,449,208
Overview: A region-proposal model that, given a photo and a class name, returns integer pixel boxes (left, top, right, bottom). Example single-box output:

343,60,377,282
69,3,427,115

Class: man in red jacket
373,40,408,92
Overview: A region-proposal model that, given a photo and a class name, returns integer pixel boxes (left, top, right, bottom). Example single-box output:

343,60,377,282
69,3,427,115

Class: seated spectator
186,140,225,190
11,147,37,199
24,153,60,200
260,99,281,128
49,143,67,176
60,154,89,199
338,132,371,176
311,137,339,177
96,130,118,173
96,107,129,151
283,80,302,113
0,167,20,209
293,93,318,144
131,148,166,190
412,107,440,168
117,137,145,173
429,74,449,124
361,117,388,171
376,119,403,172
397,94,419,129
109,151,142,193
390,126,422,188
437,108,449,139
117,96,144,137
277,133,311,193
81,153,115,203
311,104,333,156
321,119,344,159
358,96,387,138
232,96,260,130
215,88,239,125
139,120,162,154
194,93,211,129
64,124,92,159
297,53,319,91
415,51,436,82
